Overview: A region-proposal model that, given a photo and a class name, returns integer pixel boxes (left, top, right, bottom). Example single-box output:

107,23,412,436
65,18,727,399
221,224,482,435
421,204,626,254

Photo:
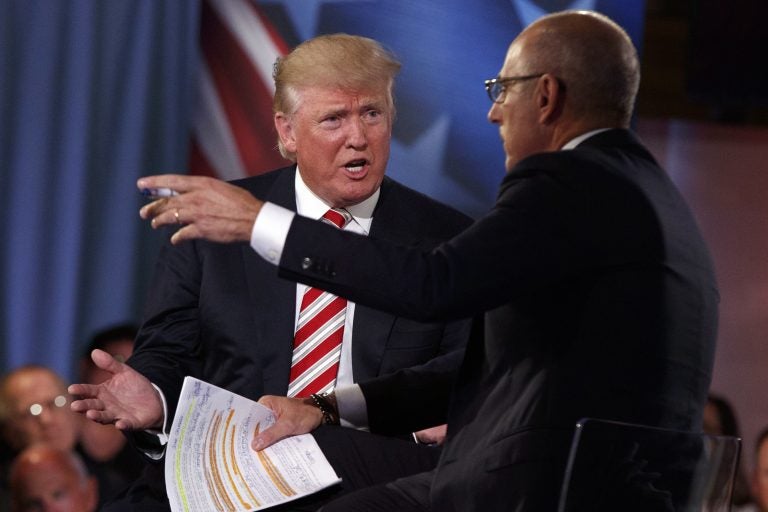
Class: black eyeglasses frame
484,74,544,103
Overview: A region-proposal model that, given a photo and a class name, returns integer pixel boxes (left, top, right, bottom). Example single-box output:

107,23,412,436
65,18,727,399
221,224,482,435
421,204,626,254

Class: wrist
305,392,339,426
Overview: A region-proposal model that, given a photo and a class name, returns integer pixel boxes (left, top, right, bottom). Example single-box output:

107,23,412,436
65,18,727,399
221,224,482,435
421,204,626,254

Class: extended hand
252,395,324,451
68,349,164,431
137,174,264,245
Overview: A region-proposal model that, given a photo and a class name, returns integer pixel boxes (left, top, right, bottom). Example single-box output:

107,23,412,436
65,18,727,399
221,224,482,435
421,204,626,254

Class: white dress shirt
253,169,378,428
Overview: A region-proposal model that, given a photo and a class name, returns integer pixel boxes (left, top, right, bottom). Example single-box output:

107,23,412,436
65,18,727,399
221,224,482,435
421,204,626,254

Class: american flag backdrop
190,0,291,180
190,0,645,216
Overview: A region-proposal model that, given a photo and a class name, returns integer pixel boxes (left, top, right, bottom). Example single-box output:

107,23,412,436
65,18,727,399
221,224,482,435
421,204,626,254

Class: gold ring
174,209,180,224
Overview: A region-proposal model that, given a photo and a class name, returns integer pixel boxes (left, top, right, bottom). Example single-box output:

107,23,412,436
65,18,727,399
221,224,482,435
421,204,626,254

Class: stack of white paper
166,377,341,511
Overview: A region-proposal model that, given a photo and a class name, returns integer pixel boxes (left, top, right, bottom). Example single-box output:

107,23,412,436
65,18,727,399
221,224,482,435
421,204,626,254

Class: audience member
0,366,80,453
704,393,753,508
131,10,717,511
9,443,98,512
0,366,82,510
78,324,144,506
738,427,768,512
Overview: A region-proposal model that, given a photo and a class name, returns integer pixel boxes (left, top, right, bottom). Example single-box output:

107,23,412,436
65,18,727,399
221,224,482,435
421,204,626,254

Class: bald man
9,444,98,512
125,10,715,511
0,366,81,454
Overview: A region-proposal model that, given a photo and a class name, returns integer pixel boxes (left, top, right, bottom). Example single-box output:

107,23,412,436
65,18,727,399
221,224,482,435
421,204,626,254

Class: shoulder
229,166,294,194
514,129,653,174
500,130,658,198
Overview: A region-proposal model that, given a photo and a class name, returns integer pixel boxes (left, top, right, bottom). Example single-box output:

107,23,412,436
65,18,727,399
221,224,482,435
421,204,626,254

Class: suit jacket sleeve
127,235,205,424
279,169,591,322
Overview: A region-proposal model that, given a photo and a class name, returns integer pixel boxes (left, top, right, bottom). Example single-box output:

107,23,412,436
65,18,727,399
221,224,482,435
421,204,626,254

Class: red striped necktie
287,208,352,398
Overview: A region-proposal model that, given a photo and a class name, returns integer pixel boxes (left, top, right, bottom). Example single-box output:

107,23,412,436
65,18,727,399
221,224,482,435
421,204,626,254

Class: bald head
518,10,640,127
0,365,80,452
488,11,641,171
9,444,98,512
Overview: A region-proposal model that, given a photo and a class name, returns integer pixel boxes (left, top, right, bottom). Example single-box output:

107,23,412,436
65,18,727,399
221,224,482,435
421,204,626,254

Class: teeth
345,161,366,173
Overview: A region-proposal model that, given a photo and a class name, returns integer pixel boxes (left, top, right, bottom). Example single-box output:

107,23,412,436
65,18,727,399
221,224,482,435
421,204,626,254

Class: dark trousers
319,471,433,512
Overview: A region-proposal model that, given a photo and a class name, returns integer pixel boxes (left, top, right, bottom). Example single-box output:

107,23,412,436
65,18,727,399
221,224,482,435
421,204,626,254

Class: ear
274,112,297,154
535,73,564,125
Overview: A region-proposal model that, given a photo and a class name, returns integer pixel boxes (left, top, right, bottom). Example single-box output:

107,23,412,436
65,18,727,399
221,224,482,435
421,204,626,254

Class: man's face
12,455,97,512
275,85,392,207
702,401,723,434
487,34,547,172
2,370,80,452
753,440,768,511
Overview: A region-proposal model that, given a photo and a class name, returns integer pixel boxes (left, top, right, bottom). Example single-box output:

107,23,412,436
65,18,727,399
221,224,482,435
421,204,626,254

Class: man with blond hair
71,33,471,510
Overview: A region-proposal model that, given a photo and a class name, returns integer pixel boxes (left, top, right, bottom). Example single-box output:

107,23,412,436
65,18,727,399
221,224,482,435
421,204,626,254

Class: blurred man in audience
742,427,768,512
0,366,80,453
704,393,753,508
9,444,98,512
0,365,82,510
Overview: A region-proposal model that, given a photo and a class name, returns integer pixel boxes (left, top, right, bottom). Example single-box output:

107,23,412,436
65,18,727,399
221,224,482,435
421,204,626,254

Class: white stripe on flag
193,62,248,180
207,0,281,92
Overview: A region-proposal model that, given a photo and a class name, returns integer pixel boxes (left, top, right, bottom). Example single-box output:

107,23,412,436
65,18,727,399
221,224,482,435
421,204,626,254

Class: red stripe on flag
188,139,219,178
194,0,289,177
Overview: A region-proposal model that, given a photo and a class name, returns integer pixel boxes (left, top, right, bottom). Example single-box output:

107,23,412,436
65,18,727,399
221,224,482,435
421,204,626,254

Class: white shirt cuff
139,383,170,460
251,202,296,265
335,384,368,429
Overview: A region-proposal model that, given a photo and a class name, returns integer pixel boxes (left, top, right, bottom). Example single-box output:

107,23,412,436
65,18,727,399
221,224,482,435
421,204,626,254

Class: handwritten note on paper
166,377,341,512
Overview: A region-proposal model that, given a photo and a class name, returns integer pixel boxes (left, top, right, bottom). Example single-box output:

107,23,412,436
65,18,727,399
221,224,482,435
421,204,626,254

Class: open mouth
344,159,368,174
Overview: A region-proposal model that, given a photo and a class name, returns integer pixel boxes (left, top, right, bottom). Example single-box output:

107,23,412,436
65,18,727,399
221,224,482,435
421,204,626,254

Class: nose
346,118,367,149
487,102,501,124
37,408,56,424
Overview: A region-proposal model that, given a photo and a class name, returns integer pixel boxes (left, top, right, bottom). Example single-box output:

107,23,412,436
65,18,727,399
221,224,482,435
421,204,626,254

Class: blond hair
272,34,401,160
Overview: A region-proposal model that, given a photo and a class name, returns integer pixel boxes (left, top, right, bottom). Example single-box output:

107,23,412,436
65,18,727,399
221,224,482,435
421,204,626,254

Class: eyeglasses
484,74,544,103
15,395,69,420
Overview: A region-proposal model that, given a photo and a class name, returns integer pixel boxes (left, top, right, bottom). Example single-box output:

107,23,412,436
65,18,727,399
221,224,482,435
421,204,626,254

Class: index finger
136,174,203,194
68,383,99,399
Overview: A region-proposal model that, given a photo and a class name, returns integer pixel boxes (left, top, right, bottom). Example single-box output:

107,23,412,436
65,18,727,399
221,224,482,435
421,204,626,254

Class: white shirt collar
561,128,612,150
294,166,378,234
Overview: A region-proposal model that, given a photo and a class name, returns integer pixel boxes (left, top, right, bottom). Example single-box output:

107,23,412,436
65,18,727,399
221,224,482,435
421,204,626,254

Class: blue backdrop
0,0,644,380
0,0,200,378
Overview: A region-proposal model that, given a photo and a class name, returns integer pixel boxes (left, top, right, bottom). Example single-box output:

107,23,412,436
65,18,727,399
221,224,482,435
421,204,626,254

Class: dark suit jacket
129,165,473,426
279,130,718,511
